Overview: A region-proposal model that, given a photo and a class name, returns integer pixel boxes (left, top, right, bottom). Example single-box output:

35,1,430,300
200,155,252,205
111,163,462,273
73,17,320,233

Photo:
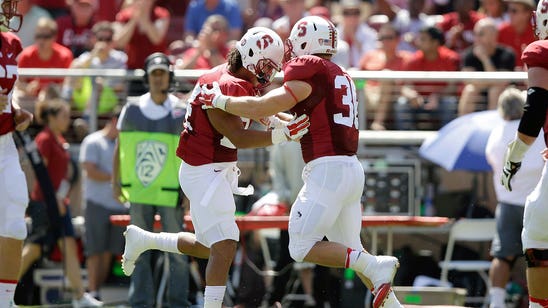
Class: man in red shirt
0,2,34,307
396,26,460,130
55,0,97,57
114,0,170,95
16,17,73,99
200,16,405,308
437,0,484,53
497,0,536,70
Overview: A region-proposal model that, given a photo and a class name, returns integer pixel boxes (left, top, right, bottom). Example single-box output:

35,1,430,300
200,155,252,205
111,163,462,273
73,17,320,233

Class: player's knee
525,249,548,268
288,241,313,263
203,220,239,247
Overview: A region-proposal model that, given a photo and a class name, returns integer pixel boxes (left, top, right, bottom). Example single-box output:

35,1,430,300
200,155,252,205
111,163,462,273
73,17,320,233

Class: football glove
501,160,521,192
199,81,227,110
272,114,310,144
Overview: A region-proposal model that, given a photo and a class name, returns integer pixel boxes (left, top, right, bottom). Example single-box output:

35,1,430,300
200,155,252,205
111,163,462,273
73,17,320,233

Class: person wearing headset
112,52,191,307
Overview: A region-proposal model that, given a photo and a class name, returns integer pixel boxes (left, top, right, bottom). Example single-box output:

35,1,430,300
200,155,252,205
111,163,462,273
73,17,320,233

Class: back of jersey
284,55,359,163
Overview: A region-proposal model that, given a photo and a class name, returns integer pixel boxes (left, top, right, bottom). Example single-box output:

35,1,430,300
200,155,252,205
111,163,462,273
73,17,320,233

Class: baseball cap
146,55,170,75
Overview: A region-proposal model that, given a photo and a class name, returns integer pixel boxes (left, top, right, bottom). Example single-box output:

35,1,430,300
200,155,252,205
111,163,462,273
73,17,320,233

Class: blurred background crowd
11,0,539,306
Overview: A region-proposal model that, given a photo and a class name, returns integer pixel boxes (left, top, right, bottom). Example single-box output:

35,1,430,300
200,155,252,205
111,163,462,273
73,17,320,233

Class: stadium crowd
2,0,544,307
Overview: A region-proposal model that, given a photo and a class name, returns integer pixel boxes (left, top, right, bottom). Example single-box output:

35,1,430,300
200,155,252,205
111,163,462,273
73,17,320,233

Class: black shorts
26,200,75,253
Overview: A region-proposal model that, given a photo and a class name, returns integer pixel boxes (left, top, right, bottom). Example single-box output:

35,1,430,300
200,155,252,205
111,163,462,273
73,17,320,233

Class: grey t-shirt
79,130,125,210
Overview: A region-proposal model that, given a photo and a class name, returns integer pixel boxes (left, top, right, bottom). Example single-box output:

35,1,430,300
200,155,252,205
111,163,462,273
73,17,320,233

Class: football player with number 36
121,27,309,308
199,16,404,308
502,0,548,305
0,1,33,307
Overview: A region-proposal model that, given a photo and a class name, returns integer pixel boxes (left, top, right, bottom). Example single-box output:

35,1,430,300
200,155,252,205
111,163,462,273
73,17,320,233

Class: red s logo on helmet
256,35,274,49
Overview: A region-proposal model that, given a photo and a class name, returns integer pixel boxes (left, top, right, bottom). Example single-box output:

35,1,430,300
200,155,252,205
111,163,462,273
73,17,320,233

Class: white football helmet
0,0,21,32
285,16,338,60
533,0,548,40
236,27,284,85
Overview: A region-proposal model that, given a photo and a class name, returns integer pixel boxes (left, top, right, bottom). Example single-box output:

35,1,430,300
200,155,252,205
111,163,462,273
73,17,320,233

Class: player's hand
259,115,285,129
272,114,310,144
199,81,227,110
14,108,33,131
501,159,521,192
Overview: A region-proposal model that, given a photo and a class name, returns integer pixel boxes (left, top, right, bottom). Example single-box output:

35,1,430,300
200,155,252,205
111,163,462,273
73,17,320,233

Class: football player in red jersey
0,1,34,307
502,0,548,305
121,27,310,308
199,15,404,308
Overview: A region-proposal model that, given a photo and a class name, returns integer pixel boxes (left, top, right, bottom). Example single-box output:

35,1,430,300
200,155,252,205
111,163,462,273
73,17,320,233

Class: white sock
348,250,377,276
489,287,506,308
0,281,17,307
149,232,182,254
204,285,225,308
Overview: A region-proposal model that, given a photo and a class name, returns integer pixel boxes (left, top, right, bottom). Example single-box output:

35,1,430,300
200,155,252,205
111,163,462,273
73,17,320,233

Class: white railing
18,68,527,137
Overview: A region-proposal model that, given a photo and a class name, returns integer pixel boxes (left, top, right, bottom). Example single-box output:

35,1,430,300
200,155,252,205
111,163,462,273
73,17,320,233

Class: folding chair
438,218,496,307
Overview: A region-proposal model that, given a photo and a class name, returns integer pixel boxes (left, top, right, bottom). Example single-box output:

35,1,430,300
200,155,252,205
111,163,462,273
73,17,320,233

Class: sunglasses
96,36,113,42
35,33,54,40
343,10,360,16
378,35,396,41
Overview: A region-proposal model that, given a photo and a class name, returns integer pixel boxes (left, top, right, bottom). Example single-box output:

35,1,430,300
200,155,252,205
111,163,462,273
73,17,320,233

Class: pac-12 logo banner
135,140,167,187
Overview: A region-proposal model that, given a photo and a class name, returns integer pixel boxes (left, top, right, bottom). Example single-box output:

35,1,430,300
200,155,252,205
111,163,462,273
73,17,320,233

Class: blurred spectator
242,0,283,31
16,18,73,106
79,112,128,301
56,0,98,57
13,0,51,48
458,18,515,116
437,0,484,54
485,87,544,308
184,0,242,42
391,0,436,52
178,14,230,70
96,0,124,22
18,98,102,307
34,0,69,18
359,23,412,130
336,0,377,68
114,0,170,96
271,0,307,41
497,0,536,70
64,21,127,117
395,26,460,130
478,0,508,25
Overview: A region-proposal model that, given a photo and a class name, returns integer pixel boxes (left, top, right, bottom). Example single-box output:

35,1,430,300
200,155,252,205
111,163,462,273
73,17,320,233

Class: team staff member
112,52,190,307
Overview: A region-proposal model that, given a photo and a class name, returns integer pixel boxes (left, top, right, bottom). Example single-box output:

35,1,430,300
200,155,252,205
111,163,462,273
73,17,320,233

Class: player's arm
203,80,312,119
207,109,276,148
501,67,548,191
207,108,309,148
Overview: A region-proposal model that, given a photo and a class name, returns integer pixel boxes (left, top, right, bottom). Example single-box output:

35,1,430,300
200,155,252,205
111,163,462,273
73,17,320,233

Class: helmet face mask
533,0,548,40
236,27,284,87
286,16,338,60
0,0,22,32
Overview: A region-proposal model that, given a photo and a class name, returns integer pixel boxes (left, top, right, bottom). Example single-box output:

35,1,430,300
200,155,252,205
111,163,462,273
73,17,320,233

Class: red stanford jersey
0,32,23,136
177,65,257,166
284,56,359,163
522,40,548,146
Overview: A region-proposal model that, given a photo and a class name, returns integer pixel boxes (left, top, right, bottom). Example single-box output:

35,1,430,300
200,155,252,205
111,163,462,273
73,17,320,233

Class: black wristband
518,87,548,138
